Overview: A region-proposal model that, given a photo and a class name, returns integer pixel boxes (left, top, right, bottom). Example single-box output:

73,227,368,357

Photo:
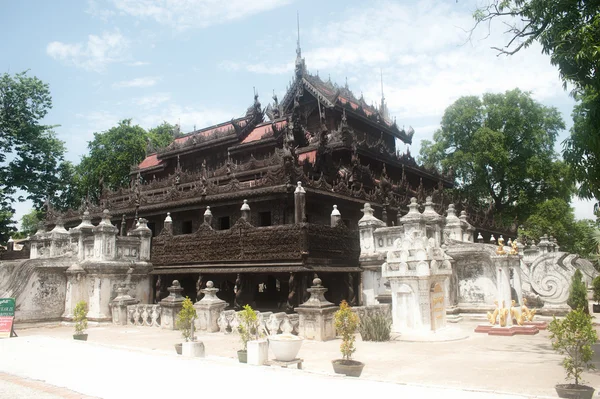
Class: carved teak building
59,45,463,311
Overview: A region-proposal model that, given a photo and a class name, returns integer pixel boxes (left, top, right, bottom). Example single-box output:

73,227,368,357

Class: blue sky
0,0,595,225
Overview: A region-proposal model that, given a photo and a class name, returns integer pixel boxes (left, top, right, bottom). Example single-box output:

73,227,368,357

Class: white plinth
182,341,205,358
247,339,268,366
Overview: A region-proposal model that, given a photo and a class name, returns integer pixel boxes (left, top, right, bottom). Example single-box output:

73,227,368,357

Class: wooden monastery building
49,42,513,312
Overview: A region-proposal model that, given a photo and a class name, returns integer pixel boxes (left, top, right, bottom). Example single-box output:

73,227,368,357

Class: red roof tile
138,153,162,169
241,120,287,144
298,150,316,164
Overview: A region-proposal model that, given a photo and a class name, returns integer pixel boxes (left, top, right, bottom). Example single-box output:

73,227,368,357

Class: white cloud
93,0,292,31
133,93,171,108
112,76,160,89
46,30,129,72
128,61,150,67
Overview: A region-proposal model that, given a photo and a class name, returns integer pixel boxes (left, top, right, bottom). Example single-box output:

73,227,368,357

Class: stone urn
555,384,595,399
268,334,304,361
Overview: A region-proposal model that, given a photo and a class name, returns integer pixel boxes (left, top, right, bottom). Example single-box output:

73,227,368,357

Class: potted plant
332,300,364,377
237,304,259,363
592,276,600,313
175,297,196,355
548,307,598,399
268,333,304,362
73,300,88,341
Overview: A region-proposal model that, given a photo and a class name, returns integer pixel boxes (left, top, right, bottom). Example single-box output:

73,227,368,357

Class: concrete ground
1,317,598,398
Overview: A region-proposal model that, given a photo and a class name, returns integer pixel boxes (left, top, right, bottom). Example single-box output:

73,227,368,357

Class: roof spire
380,68,389,122
296,11,301,59
294,12,305,78
380,68,384,102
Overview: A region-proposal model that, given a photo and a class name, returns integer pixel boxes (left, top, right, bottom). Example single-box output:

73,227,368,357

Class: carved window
219,216,230,230
258,211,271,227
182,221,193,234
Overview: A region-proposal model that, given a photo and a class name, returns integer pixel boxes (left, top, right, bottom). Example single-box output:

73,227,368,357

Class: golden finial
496,236,506,255
509,239,519,255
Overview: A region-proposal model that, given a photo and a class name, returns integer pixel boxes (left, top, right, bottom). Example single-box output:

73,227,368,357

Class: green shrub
592,276,600,304
73,301,88,335
359,313,391,342
548,308,598,386
567,269,589,314
176,297,196,342
334,300,359,360
237,304,259,351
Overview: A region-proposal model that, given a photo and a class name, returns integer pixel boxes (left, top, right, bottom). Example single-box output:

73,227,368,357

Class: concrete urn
268,333,304,361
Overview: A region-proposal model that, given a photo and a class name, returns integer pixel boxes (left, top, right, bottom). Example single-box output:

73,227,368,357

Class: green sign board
0,298,15,317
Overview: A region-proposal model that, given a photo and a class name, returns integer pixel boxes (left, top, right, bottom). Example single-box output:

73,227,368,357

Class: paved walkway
3,319,600,398
0,335,558,399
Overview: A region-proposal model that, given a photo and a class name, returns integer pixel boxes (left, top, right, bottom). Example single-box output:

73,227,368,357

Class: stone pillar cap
331,205,341,216
204,206,212,216
241,199,250,211
294,181,305,194
165,212,172,223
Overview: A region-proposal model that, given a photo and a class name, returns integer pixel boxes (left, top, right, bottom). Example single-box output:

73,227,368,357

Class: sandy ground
2,318,598,398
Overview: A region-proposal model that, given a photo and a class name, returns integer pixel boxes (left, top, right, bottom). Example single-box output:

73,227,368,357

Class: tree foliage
473,0,600,203
76,120,177,203
0,71,69,244
548,307,597,386
567,269,589,315
520,198,596,256
419,89,570,222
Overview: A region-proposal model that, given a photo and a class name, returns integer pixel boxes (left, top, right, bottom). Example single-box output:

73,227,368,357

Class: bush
567,269,589,314
548,308,598,386
359,313,391,342
237,304,259,351
176,297,196,342
73,301,88,335
592,276,600,304
334,300,359,360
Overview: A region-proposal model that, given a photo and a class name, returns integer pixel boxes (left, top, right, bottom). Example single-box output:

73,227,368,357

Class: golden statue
496,236,506,255
509,239,519,255
487,301,499,325
510,300,526,326
498,300,509,327
521,298,536,321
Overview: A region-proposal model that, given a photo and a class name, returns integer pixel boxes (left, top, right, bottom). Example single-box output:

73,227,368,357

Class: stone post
459,211,475,242
358,203,386,306
62,263,86,321
330,205,341,227
93,210,118,260
241,199,251,221
204,207,213,226
421,196,443,247
110,284,139,325
130,218,152,261
194,281,227,332
70,211,94,261
444,204,462,241
162,213,173,235
49,218,71,257
295,278,337,341
358,203,386,256
160,280,185,330
6,237,14,252
294,181,306,224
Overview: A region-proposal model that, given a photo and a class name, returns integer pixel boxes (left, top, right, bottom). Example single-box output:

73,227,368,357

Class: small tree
73,301,88,335
175,297,196,342
548,308,598,387
237,304,259,351
592,276,600,305
334,300,360,361
567,269,589,314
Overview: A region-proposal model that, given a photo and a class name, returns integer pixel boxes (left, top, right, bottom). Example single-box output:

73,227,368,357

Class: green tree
520,198,596,255
419,89,570,222
567,269,589,315
19,209,43,237
147,121,178,152
0,71,68,244
77,119,149,202
472,0,600,205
